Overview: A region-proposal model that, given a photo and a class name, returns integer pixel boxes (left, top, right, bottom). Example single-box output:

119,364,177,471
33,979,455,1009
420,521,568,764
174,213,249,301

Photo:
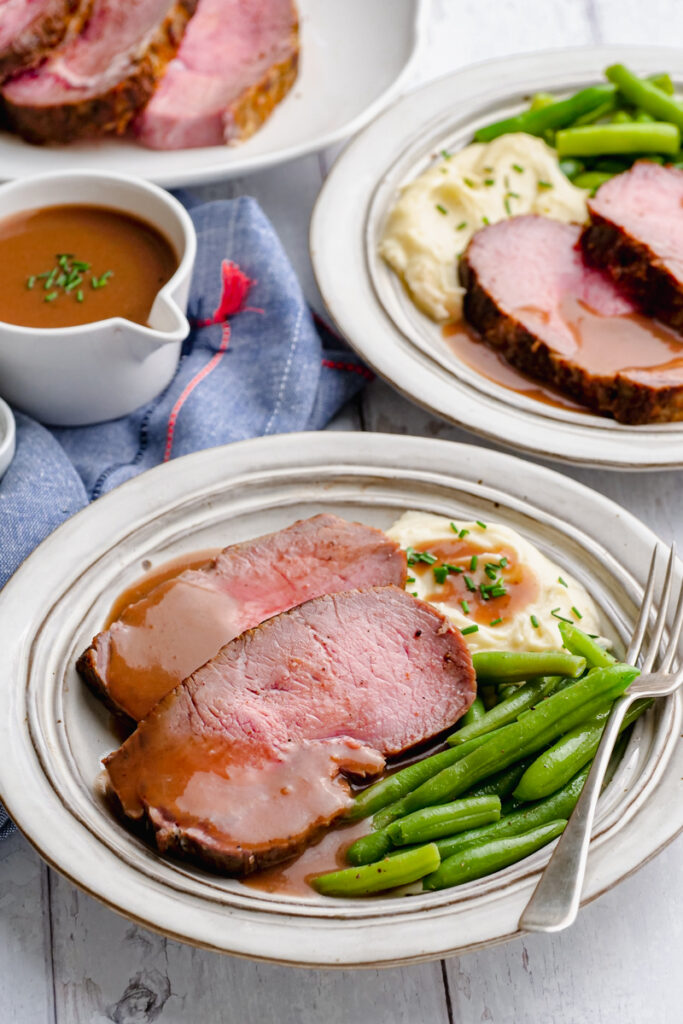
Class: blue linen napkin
0,195,371,839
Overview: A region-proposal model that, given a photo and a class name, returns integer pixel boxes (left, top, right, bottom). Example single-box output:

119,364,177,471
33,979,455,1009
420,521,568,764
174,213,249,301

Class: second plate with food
0,431,681,965
311,46,683,470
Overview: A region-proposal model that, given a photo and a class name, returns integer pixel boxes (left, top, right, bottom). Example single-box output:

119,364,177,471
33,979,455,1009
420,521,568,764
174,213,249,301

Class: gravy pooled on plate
0,204,178,329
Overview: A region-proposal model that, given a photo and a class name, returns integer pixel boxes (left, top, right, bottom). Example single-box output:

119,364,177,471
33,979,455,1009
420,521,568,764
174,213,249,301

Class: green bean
448,676,560,746
465,757,533,800
346,828,393,866
433,764,590,860
513,698,653,801
635,109,656,123
592,156,631,172
559,157,585,179
572,171,614,194
573,96,619,126
605,64,683,130
610,109,634,124
349,729,504,824
382,664,638,818
558,621,615,669
387,795,501,847
423,820,566,891
472,650,585,683
529,91,556,112
648,72,675,95
311,843,440,897
474,84,616,143
460,696,486,727
556,122,680,158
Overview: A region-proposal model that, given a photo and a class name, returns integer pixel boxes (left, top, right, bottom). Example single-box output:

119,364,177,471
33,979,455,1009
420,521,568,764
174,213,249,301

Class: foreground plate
0,432,681,965
311,46,683,470
0,0,422,187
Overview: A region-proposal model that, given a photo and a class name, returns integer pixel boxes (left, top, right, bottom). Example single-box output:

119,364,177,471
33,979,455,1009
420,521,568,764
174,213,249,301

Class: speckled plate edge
0,432,680,966
311,45,683,470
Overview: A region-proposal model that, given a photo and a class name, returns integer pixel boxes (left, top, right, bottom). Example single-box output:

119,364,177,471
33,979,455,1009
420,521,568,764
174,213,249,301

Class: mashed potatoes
388,511,602,654
379,133,588,322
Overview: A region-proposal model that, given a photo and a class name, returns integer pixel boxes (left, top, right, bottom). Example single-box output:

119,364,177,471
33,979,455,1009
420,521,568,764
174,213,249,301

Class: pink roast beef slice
460,213,683,423
581,161,683,335
105,585,476,874
1,0,198,142
0,0,91,82
134,0,299,149
77,514,407,721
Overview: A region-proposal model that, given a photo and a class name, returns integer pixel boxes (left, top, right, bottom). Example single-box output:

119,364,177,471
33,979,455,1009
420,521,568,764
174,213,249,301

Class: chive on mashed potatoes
379,133,589,322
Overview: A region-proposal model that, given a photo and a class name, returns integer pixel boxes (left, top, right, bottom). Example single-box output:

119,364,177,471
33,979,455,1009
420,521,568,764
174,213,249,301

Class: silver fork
519,542,683,933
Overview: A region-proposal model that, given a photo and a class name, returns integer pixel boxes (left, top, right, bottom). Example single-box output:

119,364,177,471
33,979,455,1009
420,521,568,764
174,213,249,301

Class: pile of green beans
474,64,683,194
311,625,649,897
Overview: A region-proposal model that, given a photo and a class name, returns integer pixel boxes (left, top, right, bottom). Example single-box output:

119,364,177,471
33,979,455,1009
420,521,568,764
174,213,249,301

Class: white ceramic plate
0,432,680,966
0,0,423,188
311,46,683,470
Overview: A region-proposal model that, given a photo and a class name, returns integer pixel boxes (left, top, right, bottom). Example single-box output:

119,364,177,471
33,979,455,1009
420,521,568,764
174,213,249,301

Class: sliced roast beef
134,0,299,150
78,514,406,721
460,214,683,424
0,0,90,83
1,0,198,143
105,585,476,875
581,162,683,336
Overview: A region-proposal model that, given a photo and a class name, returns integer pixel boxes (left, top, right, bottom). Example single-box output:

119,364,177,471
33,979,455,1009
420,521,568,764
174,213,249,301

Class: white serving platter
0,432,680,966
0,0,423,188
311,46,683,470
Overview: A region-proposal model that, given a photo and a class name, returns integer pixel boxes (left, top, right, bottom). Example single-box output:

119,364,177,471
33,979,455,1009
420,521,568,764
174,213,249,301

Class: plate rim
1,431,682,965
310,44,683,471
0,0,426,189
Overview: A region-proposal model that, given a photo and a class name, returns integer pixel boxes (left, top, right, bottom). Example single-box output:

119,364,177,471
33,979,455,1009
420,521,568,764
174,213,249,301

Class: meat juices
105,586,476,875
1,0,199,143
77,514,406,721
134,0,299,149
460,214,683,423
581,161,683,336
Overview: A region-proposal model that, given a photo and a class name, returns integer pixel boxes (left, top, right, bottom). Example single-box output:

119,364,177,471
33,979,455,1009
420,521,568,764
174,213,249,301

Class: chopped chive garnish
530,614,539,628
461,624,479,636
406,576,416,584
26,276,35,289
512,163,524,173
76,289,84,302
558,576,568,587
450,522,459,534
460,599,470,614
411,591,419,597
490,617,503,626
507,191,520,199
406,546,437,566
572,606,583,619
551,608,574,624
443,563,463,574
456,221,468,230
482,216,490,225
484,565,497,580
441,149,451,160
44,291,58,302
459,528,469,539
436,203,448,215
484,178,495,186
499,556,508,568
538,180,553,189
464,575,476,592
464,177,475,188
433,565,449,585
45,269,57,289
469,555,478,571
504,197,512,216
476,520,487,529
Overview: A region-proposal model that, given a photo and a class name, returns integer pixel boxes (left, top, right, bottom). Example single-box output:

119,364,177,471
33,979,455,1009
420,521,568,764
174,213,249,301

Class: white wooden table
3,2,683,1020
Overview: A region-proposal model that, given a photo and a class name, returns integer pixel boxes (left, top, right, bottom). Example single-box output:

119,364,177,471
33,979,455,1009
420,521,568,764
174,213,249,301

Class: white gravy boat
0,170,196,426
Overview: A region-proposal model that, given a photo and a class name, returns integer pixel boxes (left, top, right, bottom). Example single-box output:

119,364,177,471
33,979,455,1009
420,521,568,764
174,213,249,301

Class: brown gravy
105,549,221,626
0,204,178,329
444,297,683,412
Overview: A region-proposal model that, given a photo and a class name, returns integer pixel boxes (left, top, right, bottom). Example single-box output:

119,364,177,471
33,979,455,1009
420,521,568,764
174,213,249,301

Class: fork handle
519,692,634,933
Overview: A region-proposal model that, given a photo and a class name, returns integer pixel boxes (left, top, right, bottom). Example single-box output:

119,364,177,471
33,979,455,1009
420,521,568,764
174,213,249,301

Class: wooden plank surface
3,1,683,1021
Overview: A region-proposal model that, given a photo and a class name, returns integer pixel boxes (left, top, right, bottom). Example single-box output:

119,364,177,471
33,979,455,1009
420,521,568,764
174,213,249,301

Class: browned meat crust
0,0,90,83
2,0,199,143
460,254,683,425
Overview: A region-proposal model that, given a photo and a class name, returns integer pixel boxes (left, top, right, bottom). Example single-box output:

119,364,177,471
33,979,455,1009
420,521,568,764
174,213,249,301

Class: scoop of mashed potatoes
379,134,588,322
388,511,603,654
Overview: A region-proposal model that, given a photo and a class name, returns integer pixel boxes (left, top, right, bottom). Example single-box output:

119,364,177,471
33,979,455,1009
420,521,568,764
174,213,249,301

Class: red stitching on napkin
163,261,256,462
321,358,374,381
